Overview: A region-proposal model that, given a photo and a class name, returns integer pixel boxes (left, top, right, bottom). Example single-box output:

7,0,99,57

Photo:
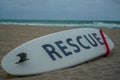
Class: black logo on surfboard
16,53,29,64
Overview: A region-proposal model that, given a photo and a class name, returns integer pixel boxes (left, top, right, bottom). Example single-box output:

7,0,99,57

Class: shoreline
0,25,120,80
0,23,120,29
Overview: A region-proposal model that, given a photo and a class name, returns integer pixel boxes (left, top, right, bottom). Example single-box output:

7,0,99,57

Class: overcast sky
0,0,120,20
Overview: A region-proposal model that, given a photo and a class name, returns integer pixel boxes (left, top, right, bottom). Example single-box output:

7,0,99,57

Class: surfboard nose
103,32,114,50
106,38,114,50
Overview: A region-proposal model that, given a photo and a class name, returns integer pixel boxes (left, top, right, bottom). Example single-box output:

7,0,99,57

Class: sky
0,0,120,20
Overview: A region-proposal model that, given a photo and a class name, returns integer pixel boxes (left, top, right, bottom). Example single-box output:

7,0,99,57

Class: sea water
0,19,120,28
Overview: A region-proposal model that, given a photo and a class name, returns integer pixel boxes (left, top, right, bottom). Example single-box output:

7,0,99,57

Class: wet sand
0,25,120,80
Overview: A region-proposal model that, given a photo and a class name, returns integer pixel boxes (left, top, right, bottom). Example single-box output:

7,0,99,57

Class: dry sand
0,25,120,80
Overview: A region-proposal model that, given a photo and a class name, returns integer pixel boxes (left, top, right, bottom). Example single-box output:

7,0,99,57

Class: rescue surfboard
1,28,114,76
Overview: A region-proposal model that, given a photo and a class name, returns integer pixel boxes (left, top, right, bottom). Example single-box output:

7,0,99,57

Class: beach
0,25,120,80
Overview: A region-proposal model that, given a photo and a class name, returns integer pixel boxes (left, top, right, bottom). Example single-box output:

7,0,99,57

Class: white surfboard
1,28,114,76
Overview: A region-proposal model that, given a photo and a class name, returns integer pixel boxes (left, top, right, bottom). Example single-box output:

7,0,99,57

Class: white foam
0,21,120,28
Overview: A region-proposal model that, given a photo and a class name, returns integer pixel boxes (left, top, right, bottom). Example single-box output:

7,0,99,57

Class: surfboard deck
1,28,114,76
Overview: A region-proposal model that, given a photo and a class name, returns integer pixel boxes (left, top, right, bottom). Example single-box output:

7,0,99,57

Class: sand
0,25,120,80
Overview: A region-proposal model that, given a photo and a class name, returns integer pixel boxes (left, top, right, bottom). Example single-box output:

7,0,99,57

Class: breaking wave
0,20,120,28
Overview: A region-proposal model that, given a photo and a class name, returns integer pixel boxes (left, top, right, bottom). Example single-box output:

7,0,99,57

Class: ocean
0,19,120,28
